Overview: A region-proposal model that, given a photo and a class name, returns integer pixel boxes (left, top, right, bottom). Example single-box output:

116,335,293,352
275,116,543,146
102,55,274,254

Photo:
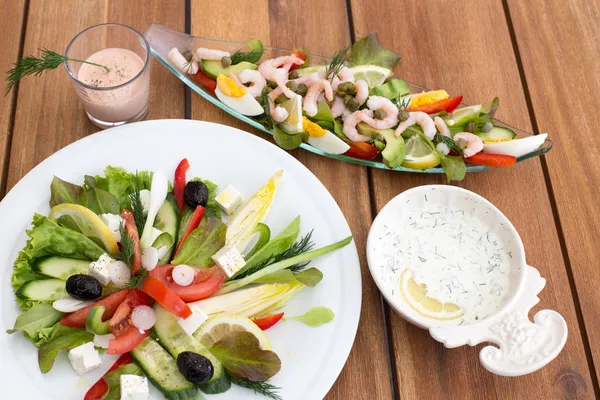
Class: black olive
184,181,209,208
177,352,214,385
65,274,102,301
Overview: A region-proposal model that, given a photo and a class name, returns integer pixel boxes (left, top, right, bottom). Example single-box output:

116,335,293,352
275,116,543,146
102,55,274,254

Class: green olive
221,56,232,68
288,70,299,79
398,110,410,122
295,83,308,96
373,109,386,120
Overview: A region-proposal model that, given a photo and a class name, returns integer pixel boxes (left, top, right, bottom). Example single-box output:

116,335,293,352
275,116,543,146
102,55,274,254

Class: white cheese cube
100,213,124,242
120,374,149,400
93,333,115,349
68,342,101,375
215,185,244,215
211,246,246,278
88,253,115,286
178,305,208,336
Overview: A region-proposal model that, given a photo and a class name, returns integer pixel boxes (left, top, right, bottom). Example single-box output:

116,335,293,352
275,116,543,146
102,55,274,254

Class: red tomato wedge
344,142,380,160
289,49,307,71
150,265,226,302
409,96,463,114
193,70,217,92
253,312,284,331
61,290,130,328
466,152,517,167
174,158,190,213
84,354,132,400
142,276,192,319
174,205,205,258
108,289,152,337
107,326,148,355
121,209,142,274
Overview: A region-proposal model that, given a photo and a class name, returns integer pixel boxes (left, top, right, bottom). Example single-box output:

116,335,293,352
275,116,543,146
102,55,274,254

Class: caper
295,83,308,96
286,80,298,91
275,93,289,104
345,97,360,112
288,70,299,79
373,109,386,120
267,80,278,89
221,56,232,68
343,94,354,106
481,122,493,133
336,90,347,98
338,81,356,93
398,110,410,122
264,86,273,94
465,121,475,133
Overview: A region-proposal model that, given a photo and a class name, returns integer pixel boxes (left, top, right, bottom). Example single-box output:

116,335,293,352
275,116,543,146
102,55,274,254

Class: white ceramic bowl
367,185,568,376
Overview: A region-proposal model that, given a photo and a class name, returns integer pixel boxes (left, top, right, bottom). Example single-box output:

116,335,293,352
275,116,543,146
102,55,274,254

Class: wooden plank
0,0,26,196
350,0,595,398
6,0,185,190
190,1,393,398
507,0,600,388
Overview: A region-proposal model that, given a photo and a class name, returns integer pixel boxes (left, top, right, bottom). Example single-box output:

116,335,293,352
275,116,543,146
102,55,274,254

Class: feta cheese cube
88,253,115,286
100,213,124,242
178,305,208,336
215,185,244,215
211,246,246,278
120,374,149,400
93,333,115,349
68,342,101,375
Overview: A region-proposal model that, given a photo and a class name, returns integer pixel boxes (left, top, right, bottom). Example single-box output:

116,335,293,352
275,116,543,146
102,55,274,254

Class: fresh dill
231,377,282,400
435,133,464,156
5,48,109,95
117,224,134,266
259,89,275,130
230,48,263,65
130,179,146,233
325,45,350,82
393,96,411,111
126,269,148,289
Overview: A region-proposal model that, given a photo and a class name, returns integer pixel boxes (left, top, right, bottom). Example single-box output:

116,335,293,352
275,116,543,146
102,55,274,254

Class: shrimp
272,69,296,99
331,96,347,118
331,66,355,90
258,55,305,81
271,106,289,123
196,47,230,61
168,48,198,75
343,110,372,142
354,80,369,106
303,79,334,117
292,72,321,88
228,71,243,88
453,132,484,157
434,116,451,155
359,96,399,130
395,111,436,139
238,69,266,97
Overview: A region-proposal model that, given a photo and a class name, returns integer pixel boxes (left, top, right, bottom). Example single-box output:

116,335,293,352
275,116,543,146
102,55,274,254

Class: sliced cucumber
443,105,482,127
476,126,516,143
152,232,175,265
130,337,198,400
16,279,66,301
154,194,179,262
86,306,110,335
34,257,89,280
153,305,230,394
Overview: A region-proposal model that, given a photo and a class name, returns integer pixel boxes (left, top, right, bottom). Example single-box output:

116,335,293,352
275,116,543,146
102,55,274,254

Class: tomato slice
150,265,225,302
253,312,284,331
174,158,190,213
142,276,192,319
121,209,142,274
466,152,516,167
344,142,380,160
61,290,130,328
289,49,307,71
107,326,148,355
409,96,463,114
108,289,152,337
193,70,217,92
174,205,205,258
84,354,132,400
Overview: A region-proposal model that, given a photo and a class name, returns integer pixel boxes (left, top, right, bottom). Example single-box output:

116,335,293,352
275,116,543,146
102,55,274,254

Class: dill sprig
126,269,148,289
325,45,350,82
260,89,275,130
231,377,282,400
5,48,109,95
117,224,134,266
230,48,263,65
393,96,411,111
129,179,146,234
435,133,464,156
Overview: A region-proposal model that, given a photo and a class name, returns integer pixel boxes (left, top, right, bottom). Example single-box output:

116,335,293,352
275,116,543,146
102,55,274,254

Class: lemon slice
194,313,272,350
398,269,464,321
280,95,303,134
402,135,441,170
295,65,326,78
49,204,119,255
351,65,393,88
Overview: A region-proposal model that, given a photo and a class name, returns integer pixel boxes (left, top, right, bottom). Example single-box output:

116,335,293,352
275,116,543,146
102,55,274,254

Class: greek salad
168,33,547,181
7,159,351,400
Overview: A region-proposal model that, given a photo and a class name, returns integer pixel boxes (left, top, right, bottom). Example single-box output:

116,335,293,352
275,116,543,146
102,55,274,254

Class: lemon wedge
402,135,441,170
280,95,303,134
351,65,393,88
194,313,272,350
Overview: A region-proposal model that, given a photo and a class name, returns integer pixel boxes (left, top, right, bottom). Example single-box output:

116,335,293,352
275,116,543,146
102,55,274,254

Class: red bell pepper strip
121,209,142,274
466,152,516,168
84,353,132,400
409,96,463,114
142,276,192,319
174,158,190,213
60,290,130,328
253,312,284,331
289,49,307,71
193,70,217,92
107,326,148,355
344,142,380,160
173,205,205,258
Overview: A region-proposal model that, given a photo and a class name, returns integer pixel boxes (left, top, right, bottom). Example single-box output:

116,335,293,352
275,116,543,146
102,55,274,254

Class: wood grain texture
6,0,185,190
0,0,26,196
350,0,595,398
507,0,600,388
190,0,393,398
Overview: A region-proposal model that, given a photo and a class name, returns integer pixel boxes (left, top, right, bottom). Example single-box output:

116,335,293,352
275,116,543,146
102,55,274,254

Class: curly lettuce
92,166,153,211
347,32,401,69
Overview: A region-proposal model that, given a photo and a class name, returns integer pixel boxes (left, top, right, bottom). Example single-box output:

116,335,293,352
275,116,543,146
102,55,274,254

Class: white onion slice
93,333,115,349
172,264,195,286
142,247,159,271
52,297,93,313
110,261,131,287
131,305,156,331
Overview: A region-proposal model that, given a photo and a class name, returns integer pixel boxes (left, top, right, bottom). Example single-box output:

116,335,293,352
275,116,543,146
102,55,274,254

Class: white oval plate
0,119,361,400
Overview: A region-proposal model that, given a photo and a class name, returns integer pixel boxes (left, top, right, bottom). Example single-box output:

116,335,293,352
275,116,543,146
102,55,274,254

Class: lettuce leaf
190,177,221,218
38,324,93,373
49,177,85,207
289,306,335,327
172,217,227,267
104,363,143,400
347,32,401,69
83,176,120,215
6,303,63,346
93,167,153,211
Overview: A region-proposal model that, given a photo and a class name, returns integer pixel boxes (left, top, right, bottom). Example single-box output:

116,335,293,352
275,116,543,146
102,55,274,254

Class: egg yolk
302,117,327,137
216,74,246,97
409,90,449,109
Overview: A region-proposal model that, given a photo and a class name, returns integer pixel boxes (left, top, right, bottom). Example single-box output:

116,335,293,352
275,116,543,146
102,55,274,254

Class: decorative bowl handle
430,266,568,376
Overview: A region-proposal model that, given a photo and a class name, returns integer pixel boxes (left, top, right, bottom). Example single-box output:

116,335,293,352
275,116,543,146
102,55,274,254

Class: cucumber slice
130,337,198,400
476,126,516,143
86,306,110,335
154,194,179,262
34,257,89,280
153,305,230,394
16,279,66,301
444,105,482,127
152,232,175,265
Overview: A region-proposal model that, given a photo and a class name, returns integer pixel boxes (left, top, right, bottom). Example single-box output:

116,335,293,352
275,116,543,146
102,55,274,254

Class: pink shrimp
168,48,198,75
258,55,305,81
238,69,266,97
395,111,436,139
196,48,230,61
354,80,369,106
434,116,451,155
272,69,296,99
228,71,244,88
303,80,334,117
331,96,347,118
454,132,484,157
343,110,372,142
359,96,399,130
331,66,355,91
292,72,321,88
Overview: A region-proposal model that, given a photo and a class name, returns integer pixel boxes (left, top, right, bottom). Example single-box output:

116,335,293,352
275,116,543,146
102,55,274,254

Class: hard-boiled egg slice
215,74,264,116
409,90,449,109
308,130,351,155
483,133,547,158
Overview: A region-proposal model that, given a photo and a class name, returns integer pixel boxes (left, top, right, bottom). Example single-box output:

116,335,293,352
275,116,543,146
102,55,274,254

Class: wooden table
1,0,598,399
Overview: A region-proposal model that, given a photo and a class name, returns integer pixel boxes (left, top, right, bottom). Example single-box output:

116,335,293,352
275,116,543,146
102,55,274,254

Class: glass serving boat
144,23,552,174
